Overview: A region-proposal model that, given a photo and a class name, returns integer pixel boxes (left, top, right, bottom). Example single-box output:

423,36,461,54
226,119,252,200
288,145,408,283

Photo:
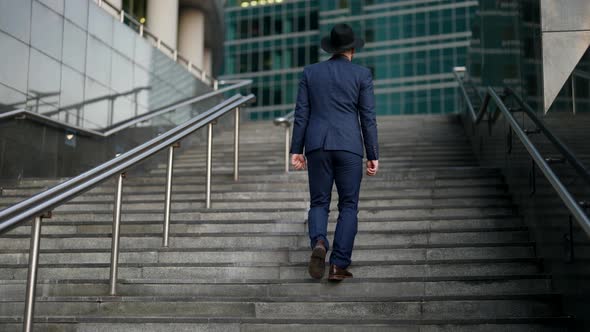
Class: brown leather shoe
308,240,327,279
328,264,353,281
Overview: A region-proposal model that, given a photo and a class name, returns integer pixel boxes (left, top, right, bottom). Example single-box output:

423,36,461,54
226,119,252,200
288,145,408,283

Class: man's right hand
291,154,306,170
366,160,379,176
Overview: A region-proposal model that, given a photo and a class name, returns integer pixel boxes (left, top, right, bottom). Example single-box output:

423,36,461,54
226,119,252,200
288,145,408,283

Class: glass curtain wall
0,0,218,179
320,0,477,115
223,0,477,119
0,0,211,130
224,0,319,120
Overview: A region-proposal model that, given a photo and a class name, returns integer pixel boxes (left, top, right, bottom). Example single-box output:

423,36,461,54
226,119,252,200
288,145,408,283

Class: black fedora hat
321,23,365,53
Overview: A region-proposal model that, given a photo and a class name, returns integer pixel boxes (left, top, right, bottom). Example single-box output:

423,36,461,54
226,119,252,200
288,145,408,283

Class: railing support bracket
234,107,240,182
109,172,125,296
23,211,51,332
206,123,213,209
163,143,180,248
524,128,541,135
545,157,566,164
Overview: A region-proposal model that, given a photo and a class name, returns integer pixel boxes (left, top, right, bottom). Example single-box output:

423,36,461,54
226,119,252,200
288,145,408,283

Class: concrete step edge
0,257,543,269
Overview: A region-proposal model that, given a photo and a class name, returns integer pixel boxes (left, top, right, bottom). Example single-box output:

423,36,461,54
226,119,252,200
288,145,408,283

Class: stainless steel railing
452,67,590,237
274,111,295,173
0,93,255,331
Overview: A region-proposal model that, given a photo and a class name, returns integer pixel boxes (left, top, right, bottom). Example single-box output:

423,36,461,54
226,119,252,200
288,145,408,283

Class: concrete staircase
0,115,569,331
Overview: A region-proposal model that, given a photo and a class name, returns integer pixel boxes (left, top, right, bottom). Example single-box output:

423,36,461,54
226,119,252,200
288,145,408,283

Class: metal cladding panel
541,0,590,32
541,31,590,113
541,0,590,112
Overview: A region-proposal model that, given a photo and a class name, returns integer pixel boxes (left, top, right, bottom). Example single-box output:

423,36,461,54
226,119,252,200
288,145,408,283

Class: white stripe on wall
320,1,478,25
375,80,458,94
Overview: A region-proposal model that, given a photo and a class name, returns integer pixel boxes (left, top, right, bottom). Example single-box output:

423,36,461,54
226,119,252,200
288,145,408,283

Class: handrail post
206,122,213,208
23,211,51,332
284,124,291,173
163,143,180,247
234,107,240,182
109,172,125,295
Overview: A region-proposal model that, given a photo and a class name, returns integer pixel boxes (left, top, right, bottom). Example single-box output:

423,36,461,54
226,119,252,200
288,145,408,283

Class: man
290,23,379,281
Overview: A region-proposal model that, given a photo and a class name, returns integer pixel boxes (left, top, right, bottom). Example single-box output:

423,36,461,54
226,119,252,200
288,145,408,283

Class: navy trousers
306,148,362,269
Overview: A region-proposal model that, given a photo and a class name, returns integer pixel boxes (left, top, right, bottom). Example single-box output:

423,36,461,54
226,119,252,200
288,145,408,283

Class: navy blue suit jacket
290,55,379,161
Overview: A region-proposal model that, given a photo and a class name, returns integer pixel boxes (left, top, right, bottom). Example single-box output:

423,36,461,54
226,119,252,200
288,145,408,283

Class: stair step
5,217,524,235
24,206,516,223
0,244,535,264
0,230,531,250
0,297,562,319
0,277,552,300
0,261,542,281
38,198,512,212
0,318,571,332
1,186,509,199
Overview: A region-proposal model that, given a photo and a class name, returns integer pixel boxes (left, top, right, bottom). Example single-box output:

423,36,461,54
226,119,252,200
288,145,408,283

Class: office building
222,0,477,119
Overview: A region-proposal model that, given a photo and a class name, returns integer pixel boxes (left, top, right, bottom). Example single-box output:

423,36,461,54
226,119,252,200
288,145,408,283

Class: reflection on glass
86,36,112,86
0,31,29,93
133,64,150,108
113,22,135,59
28,49,61,113
38,0,64,14
111,52,134,93
83,77,109,129
64,0,88,29
87,1,113,46
134,37,153,70
0,84,28,112
0,0,32,43
112,95,134,123
59,65,85,112
31,1,63,61
62,20,87,73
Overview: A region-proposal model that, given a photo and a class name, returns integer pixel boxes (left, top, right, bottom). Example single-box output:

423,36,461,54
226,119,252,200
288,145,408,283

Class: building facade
0,0,223,178
121,0,224,77
223,0,320,120
222,0,477,120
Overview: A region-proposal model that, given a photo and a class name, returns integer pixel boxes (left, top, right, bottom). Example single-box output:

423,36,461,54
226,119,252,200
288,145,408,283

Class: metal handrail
506,88,590,187
0,79,252,138
0,94,249,232
95,0,214,85
273,111,295,173
1,93,254,331
453,68,590,237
